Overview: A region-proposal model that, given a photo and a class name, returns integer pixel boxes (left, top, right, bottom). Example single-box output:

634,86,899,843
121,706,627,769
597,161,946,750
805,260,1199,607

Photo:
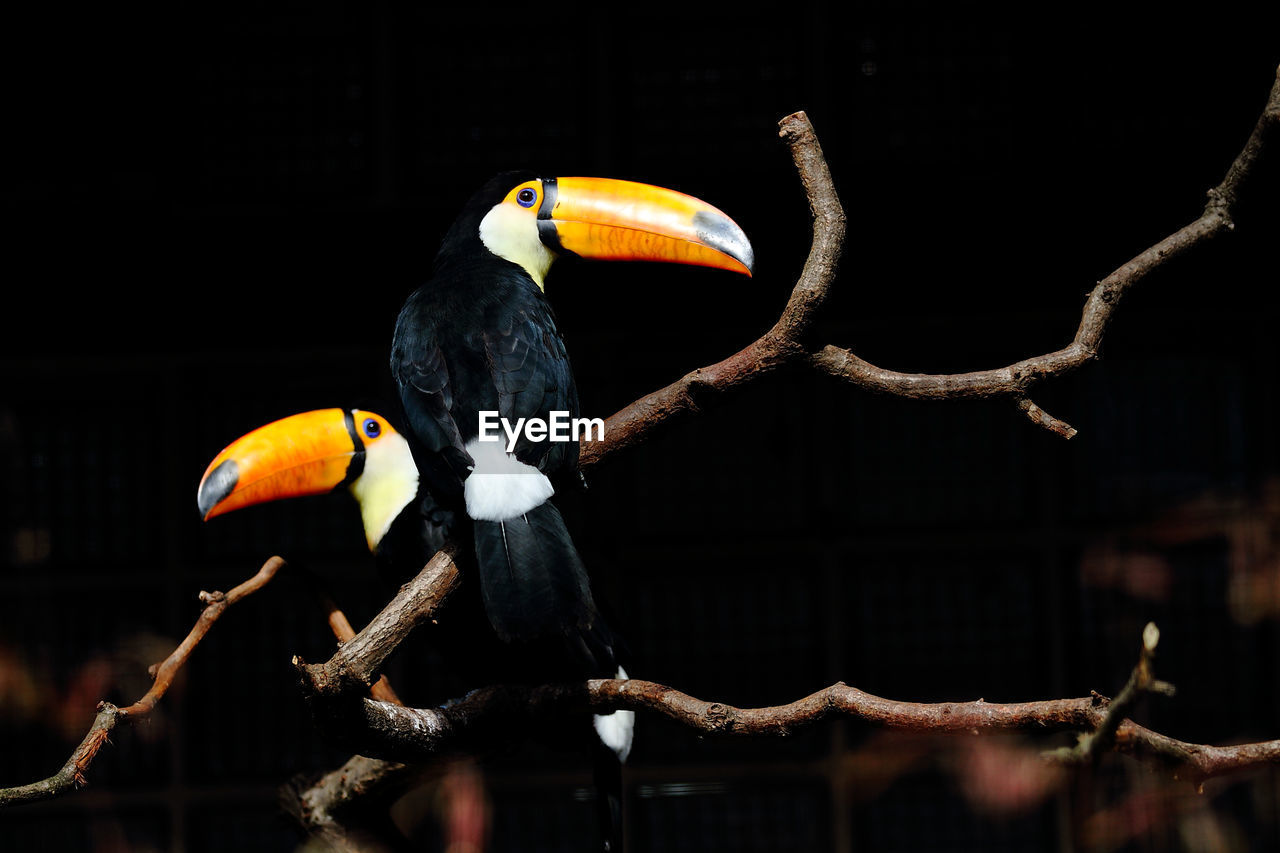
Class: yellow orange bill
545,177,753,276
197,408,361,520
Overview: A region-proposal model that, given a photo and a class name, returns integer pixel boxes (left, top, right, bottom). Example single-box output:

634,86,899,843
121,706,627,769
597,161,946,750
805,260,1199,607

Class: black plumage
390,171,609,667
391,172,627,851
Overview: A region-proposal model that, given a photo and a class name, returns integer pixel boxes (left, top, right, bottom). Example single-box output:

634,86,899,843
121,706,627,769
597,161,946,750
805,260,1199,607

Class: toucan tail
474,501,632,850
592,661,634,852
472,501,597,645
593,734,625,852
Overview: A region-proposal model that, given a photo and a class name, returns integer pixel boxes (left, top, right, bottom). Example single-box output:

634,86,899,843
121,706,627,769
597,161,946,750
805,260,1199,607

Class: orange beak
197,409,361,520
544,177,753,276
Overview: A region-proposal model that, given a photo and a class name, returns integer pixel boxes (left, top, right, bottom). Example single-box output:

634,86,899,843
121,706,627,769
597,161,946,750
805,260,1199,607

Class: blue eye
363,418,381,438
516,187,538,208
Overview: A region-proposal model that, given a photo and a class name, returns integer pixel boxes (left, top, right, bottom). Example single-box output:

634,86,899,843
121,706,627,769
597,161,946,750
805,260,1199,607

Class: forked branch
586,65,1280,453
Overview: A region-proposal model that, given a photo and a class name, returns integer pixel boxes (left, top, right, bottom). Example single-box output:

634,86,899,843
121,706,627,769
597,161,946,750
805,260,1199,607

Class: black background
3,3,1279,851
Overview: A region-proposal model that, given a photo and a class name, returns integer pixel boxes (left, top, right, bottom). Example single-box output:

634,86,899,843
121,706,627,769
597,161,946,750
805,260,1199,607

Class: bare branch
582,66,1280,454
1049,622,1178,765
0,556,287,808
772,110,847,343
329,672,1278,788
1015,396,1079,439
293,623,1274,792
578,110,845,468
297,543,461,697
1206,63,1280,217
813,66,1279,426
281,755,424,853
310,580,404,706
0,555,412,810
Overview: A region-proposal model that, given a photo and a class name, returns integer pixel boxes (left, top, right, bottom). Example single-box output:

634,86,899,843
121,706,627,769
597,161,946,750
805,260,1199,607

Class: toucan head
437,171,755,290
197,408,418,552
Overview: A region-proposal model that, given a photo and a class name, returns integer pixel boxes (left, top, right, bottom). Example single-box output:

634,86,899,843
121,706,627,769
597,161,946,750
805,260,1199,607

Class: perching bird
388,171,752,659
387,172,751,850
197,406,634,848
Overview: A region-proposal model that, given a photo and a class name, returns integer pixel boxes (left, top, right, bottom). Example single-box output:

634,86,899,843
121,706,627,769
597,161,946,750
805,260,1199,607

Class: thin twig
280,755,424,853
0,556,287,808
1051,622,1178,764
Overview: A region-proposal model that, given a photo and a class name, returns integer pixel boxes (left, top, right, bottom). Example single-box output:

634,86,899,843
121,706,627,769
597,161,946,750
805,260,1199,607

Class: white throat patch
478,203,555,290
348,426,419,551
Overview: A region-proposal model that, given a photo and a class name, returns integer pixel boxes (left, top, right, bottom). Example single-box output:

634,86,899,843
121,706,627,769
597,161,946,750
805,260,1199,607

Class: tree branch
577,110,845,467
0,556,416,811
0,556,287,808
583,65,1280,454
310,579,404,706
313,642,1280,789
280,755,424,853
1051,622,1177,764
297,542,462,697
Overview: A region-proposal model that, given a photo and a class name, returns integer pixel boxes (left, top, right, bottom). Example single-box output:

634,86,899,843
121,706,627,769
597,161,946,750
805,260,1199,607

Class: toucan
196,406,635,849
388,171,752,657
385,172,751,850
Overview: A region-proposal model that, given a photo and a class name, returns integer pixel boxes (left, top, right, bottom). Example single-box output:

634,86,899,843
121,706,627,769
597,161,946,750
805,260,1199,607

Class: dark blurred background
3,2,1279,851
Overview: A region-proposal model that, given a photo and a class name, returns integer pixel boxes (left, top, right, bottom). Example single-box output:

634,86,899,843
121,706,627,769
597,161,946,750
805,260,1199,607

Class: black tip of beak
198,459,239,519
694,211,755,274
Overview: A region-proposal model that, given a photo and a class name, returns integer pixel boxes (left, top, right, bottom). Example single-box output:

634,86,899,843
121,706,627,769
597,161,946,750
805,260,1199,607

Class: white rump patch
463,437,554,521
593,666,635,762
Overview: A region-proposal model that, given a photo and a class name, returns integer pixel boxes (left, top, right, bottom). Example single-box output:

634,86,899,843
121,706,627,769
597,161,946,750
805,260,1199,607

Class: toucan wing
391,287,477,499
472,289,598,640
393,272,595,643
482,291,580,475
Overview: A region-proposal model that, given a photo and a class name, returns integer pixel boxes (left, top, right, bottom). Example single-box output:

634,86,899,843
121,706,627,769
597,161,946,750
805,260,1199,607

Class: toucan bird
385,173,751,850
389,172,753,652
384,173,750,850
196,406,634,849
